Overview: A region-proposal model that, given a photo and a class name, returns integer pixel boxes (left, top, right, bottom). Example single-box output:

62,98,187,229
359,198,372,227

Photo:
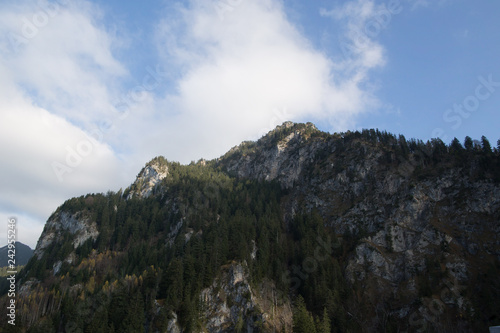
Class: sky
0,0,499,248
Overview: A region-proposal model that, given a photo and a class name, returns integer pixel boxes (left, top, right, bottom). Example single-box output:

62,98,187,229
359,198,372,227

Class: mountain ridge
1,122,499,332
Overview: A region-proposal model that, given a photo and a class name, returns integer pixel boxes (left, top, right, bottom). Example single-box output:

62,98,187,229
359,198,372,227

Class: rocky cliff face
222,121,322,188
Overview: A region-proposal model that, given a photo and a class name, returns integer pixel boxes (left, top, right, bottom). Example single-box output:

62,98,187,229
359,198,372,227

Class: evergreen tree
122,292,145,333
398,134,409,158
481,135,492,154
450,137,464,154
85,307,109,333
293,295,317,333
464,136,474,150
164,258,184,308
179,296,197,331
431,138,447,163
317,307,331,333
108,287,128,330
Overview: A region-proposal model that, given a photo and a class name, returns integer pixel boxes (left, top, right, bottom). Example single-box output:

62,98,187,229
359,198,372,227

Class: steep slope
1,122,499,332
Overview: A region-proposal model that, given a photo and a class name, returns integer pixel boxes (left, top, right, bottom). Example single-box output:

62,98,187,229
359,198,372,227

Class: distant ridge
0,242,33,267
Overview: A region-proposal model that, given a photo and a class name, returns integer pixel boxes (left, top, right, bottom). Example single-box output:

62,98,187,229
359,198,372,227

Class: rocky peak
218,121,325,188
126,156,169,199
262,121,319,144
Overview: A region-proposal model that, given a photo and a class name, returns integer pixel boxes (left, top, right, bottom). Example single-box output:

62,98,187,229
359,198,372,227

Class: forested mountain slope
1,122,499,332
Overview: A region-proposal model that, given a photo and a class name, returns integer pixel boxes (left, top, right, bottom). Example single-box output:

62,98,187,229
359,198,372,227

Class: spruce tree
317,307,331,333
293,295,317,333
481,135,492,154
122,292,145,332
464,136,473,150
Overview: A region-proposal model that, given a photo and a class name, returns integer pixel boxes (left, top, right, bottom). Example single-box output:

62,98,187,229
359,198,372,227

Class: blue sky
0,0,499,248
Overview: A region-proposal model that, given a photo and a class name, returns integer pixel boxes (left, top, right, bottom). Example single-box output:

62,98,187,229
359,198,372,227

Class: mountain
1,122,499,332
0,242,33,267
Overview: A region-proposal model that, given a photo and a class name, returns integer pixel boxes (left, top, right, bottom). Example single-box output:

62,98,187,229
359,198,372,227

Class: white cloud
0,0,126,129
0,0,390,247
142,0,383,161
0,76,128,245
0,1,131,247
320,0,387,72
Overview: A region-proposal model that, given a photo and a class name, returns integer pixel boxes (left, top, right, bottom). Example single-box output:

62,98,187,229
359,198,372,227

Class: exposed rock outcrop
34,211,99,258
201,261,292,332
127,158,169,199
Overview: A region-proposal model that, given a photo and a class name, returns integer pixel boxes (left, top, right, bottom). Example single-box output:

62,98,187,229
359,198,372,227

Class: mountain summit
1,122,499,332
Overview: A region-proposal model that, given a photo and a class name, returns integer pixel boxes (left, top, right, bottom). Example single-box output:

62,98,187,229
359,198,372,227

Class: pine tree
431,138,447,163
165,258,184,308
317,307,331,333
122,292,145,332
108,286,128,330
450,138,464,154
481,135,492,154
464,136,473,150
293,295,317,333
399,134,409,158
85,306,109,333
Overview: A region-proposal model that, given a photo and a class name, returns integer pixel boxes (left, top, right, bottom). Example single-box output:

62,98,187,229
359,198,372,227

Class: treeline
329,129,500,182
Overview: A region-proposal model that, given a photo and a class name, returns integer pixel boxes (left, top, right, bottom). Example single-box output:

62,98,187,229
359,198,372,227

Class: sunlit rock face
34,211,99,258
127,159,169,199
